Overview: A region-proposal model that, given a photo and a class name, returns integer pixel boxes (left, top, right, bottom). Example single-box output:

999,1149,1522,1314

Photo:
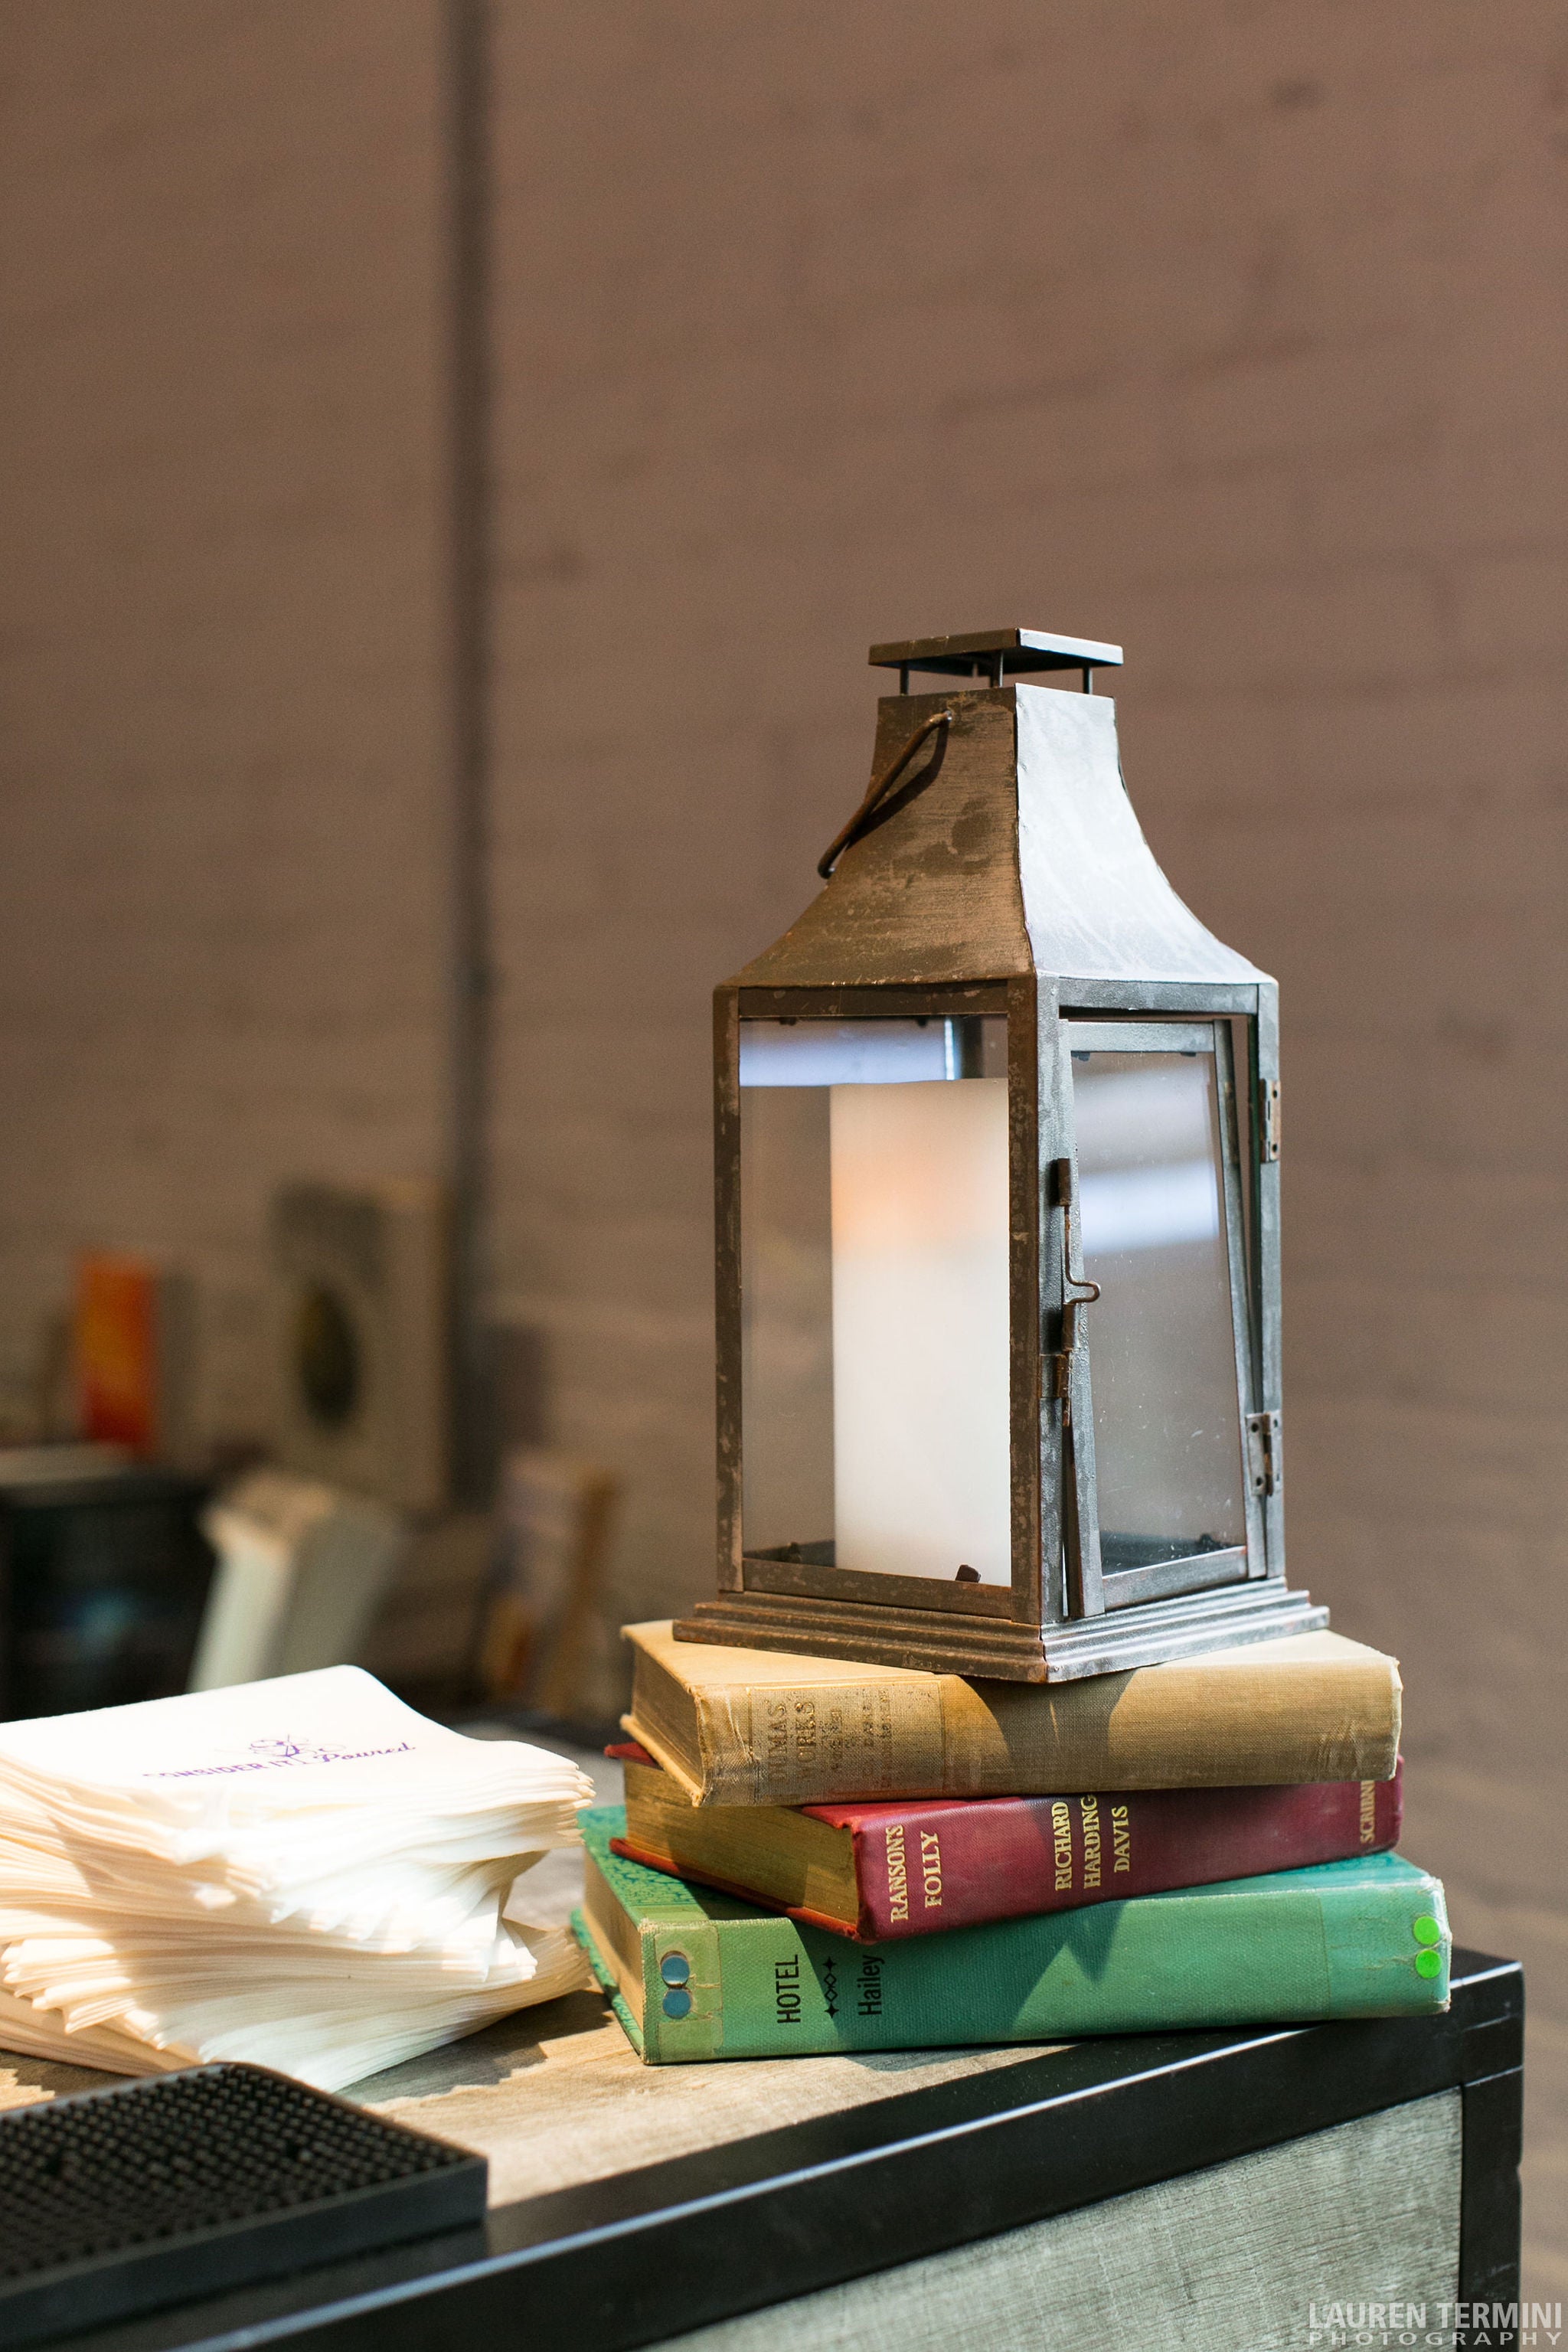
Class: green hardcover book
573,1805,1450,2064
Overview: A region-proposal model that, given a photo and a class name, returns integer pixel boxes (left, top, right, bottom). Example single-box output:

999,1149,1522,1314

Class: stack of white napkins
0,1665,594,2092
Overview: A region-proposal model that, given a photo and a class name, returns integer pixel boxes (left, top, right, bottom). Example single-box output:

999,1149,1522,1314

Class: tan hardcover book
622,1621,1402,1806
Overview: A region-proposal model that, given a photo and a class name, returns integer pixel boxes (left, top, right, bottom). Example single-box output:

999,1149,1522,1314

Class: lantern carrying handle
817,710,954,880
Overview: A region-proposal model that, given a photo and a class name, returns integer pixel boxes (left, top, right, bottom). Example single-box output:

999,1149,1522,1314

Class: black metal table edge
55,1949,1522,2352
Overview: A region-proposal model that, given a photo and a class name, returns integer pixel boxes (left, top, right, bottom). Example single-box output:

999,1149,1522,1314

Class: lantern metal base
672,1581,1328,1684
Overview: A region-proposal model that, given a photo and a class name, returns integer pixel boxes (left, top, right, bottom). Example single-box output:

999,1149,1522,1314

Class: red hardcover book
608,1743,1403,1943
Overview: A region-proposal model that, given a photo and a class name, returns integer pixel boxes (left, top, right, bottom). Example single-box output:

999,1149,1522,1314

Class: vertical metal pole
445,0,493,1503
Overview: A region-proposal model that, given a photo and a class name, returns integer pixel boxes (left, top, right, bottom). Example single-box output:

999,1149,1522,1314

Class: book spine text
854,1773,1403,1939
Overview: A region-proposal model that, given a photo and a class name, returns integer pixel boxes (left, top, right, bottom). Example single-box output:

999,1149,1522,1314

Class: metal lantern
675,627,1325,1681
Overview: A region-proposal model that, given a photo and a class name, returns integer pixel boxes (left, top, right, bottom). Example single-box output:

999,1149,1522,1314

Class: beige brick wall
1,0,1563,2288
0,0,451,1440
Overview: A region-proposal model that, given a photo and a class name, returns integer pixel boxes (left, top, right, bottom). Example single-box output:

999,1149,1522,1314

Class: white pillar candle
830,1077,1011,1583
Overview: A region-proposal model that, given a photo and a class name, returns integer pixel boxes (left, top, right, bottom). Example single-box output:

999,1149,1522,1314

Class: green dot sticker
1415,1949,1443,1979
1412,1916,1442,1946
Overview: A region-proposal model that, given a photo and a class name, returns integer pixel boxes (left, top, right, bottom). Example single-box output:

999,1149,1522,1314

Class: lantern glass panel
739,1014,1011,1584
1068,1032,1246,1574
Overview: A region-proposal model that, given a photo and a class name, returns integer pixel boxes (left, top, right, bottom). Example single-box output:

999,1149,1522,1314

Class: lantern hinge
1259,1078,1282,1163
1246,1410,1282,1499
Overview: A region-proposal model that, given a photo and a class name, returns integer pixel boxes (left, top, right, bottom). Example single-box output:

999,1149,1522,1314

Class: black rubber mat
0,2062,487,2347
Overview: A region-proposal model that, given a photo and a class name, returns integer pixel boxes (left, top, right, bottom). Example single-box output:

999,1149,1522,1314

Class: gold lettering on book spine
1051,1798,1073,1890
1111,1802,1132,1873
1359,1782,1376,1846
884,1822,910,1922
741,1682,946,1803
919,1828,942,1909
1079,1794,1102,1889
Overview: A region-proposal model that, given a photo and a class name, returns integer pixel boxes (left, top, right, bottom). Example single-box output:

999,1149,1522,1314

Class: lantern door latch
1259,1078,1282,1162
1246,1410,1282,1498
1044,1157,1099,1410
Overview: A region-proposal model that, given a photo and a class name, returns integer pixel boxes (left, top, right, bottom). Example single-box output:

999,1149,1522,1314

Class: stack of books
573,1623,1449,2063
